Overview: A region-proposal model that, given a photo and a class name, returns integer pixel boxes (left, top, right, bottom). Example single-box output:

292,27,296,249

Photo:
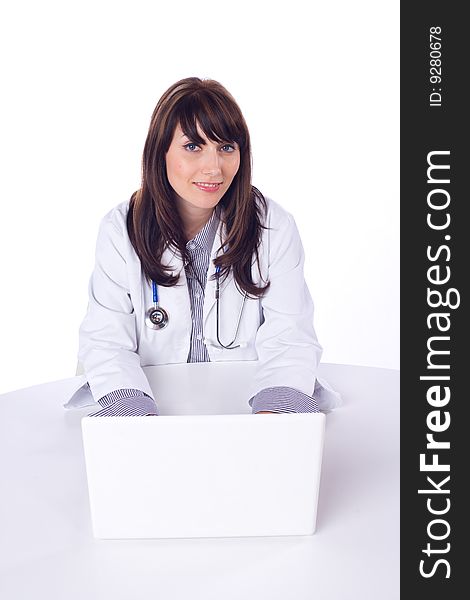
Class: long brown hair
127,77,270,298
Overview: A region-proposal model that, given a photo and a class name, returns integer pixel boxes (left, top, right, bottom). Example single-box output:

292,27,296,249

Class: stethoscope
145,281,170,330
145,264,248,349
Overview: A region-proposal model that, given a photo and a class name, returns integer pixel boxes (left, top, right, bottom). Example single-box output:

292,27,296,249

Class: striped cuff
88,388,158,417
249,386,320,414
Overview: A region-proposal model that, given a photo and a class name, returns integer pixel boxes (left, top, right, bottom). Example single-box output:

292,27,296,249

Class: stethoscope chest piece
145,306,169,330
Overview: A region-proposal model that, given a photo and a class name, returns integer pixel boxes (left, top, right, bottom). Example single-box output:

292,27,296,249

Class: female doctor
76,77,339,417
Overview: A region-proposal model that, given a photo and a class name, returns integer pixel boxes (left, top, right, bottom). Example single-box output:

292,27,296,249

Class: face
165,122,240,212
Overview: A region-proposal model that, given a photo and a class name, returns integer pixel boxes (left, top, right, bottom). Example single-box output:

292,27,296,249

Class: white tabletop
0,363,399,600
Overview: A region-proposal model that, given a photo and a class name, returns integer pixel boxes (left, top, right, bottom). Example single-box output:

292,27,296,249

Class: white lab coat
74,196,341,411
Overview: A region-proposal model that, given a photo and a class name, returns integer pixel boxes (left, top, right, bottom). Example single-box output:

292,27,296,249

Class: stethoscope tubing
147,265,247,348
214,265,247,349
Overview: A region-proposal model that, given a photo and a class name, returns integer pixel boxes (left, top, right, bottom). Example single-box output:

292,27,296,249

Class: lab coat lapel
160,243,184,278
159,243,190,312
203,216,231,322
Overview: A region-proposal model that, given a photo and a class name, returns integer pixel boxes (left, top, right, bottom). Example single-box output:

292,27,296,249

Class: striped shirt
89,209,319,417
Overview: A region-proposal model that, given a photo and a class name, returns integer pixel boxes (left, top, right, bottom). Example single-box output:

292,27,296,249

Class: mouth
193,182,223,192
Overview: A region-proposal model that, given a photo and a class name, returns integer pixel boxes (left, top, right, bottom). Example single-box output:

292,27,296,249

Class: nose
201,148,222,175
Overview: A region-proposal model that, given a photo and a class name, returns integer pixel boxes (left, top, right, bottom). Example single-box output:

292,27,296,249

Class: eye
221,143,236,153
183,143,200,152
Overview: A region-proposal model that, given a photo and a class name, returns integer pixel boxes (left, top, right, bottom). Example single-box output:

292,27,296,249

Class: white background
0,0,399,394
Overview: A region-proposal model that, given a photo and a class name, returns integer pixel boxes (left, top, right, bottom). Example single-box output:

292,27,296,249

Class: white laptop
81,362,326,539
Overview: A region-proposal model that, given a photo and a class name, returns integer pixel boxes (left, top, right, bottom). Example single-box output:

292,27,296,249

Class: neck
176,198,215,241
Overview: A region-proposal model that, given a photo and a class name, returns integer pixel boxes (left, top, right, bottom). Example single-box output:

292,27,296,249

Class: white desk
0,364,399,600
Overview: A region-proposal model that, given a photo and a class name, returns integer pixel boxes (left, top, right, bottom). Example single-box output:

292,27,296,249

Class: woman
75,77,340,416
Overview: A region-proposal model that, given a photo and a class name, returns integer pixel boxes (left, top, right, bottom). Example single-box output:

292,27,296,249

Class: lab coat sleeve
249,211,323,399
78,215,155,402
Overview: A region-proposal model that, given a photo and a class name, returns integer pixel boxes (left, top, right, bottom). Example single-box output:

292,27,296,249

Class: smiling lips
193,182,222,192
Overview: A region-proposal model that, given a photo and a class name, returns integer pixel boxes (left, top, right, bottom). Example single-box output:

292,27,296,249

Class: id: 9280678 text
429,26,442,107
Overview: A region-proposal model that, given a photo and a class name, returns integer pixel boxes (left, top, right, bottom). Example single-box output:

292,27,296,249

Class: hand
256,411,276,414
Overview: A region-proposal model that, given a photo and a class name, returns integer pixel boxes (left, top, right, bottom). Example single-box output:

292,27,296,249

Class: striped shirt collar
185,206,220,254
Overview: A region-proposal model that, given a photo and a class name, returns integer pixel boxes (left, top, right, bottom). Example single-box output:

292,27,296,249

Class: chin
187,193,223,208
